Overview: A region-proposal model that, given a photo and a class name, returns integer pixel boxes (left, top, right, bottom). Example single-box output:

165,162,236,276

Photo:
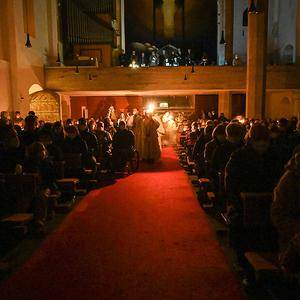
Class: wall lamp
75,65,79,74
219,31,226,44
184,75,187,81
191,65,195,73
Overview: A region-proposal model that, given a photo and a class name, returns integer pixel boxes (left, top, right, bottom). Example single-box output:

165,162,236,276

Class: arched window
243,8,248,26
282,44,294,64
29,84,43,95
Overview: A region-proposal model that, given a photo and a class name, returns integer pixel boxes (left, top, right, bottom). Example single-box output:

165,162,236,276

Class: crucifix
153,0,185,44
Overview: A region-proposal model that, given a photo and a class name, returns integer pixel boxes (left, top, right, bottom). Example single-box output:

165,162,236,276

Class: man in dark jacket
210,123,245,201
112,121,134,171
226,124,284,216
78,118,98,176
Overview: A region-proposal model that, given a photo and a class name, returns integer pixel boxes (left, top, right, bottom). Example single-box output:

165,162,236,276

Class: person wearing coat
149,51,158,66
271,153,300,248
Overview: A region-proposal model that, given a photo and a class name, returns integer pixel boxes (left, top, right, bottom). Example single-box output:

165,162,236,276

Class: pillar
217,0,225,65
218,91,232,119
225,0,234,65
120,0,125,51
246,0,268,119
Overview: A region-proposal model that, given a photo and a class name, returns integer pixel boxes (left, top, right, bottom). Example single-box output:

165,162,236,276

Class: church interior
0,1,300,299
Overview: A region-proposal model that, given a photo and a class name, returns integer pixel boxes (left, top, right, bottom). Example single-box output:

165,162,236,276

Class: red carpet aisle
0,147,246,300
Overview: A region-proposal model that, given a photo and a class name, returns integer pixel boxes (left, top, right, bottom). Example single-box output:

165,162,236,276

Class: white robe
153,114,165,150
132,115,143,158
142,117,161,160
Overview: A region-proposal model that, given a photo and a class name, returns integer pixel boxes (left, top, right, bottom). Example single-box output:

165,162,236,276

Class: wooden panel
195,95,218,118
74,45,112,67
80,49,102,62
70,97,87,120
232,94,246,118
45,66,300,93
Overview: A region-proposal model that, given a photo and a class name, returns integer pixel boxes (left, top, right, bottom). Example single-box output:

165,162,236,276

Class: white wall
0,0,58,116
233,0,248,64
233,0,298,65
278,0,298,63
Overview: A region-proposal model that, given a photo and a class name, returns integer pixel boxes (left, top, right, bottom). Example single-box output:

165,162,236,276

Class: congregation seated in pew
15,142,59,232
192,121,214,178
210,122,245,212
61,125,89,180
225,124,285,286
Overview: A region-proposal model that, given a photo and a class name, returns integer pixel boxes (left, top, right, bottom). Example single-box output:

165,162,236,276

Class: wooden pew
180,135,187,147
1,174,40,233
0,213,34,234
197,178,213,208
185,144,195,173
63,153,96,189
241,192,280,281
52,160,86,210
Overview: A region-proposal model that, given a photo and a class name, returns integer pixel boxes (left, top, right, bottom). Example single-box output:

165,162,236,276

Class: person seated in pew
77,117,98,177
204,124,226,162
225,124,285,286
204,124,226,178
95,121,113,169
271,153,300,251
52,121,66,150
60,125,88,181
184,131,198,162
38,130,63,162
192,121,215,178
271,154,300,296
210,123,245,206
269,124,291,165
77,118,99,154
23,142,59,230
112,121,135,171
0,125,25,174
18,115,39,151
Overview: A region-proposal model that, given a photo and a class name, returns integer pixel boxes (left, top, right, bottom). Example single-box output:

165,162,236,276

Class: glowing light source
149,104,154,113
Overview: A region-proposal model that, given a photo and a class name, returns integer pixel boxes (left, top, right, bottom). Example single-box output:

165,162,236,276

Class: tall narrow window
243,8,248,26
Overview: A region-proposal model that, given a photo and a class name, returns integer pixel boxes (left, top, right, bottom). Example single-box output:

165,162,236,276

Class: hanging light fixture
56,53,61,63
89,74,92,81
184,75,187,81
248,0,258,14
191,65,195,73
219,30,226,44
56,45,61,63
25,34,32,48
75,64,79,74
24,0,32,48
